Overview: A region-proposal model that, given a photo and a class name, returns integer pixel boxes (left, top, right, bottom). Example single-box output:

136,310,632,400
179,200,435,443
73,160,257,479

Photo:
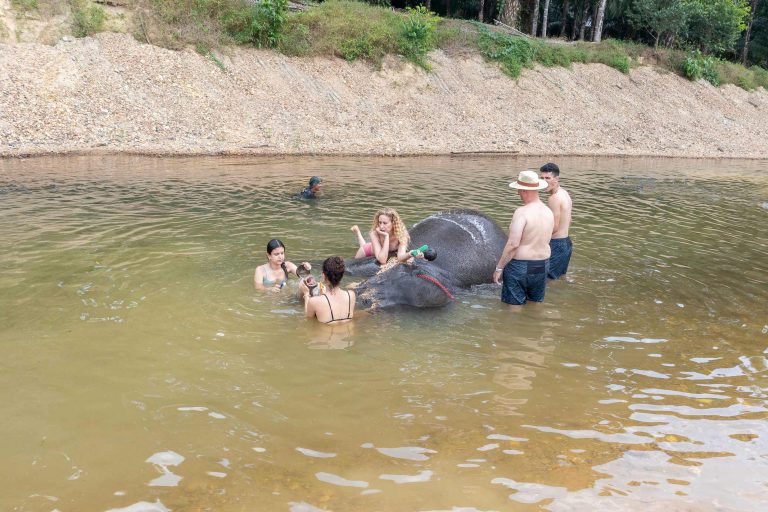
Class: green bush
533,43,572,68
222,0,287,48
278,1,399,64
340,36,376,61
477,29,535,78
683,50,721,85
398,6,439,69
71,0,105,38
752,66,768,90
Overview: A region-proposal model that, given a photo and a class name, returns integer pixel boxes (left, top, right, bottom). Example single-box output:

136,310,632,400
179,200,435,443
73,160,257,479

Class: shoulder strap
323,294,334,321
346,290,352,319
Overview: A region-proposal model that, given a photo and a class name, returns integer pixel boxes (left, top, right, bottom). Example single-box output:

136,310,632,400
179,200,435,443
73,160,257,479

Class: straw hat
509,170,547,191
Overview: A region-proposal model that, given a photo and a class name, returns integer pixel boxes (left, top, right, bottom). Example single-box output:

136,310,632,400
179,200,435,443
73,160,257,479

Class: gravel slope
1,32,767,158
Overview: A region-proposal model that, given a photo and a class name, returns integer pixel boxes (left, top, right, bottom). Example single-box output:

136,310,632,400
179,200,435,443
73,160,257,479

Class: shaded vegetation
7,0,767,90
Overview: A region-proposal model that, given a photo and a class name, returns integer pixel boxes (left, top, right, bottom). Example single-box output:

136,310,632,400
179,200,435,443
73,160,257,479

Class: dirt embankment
1,31,767,159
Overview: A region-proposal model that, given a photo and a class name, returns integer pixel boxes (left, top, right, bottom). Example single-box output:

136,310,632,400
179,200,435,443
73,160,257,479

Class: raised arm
284,261,312,278
370,229,389,265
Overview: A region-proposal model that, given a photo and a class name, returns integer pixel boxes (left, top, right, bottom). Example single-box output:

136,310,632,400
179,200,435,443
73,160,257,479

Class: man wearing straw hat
492,170,554,307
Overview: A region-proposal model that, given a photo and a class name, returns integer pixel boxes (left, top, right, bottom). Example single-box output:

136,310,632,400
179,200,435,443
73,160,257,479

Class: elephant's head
355,261,455,309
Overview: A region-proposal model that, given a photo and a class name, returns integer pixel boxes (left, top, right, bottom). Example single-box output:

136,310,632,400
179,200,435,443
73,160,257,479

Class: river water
1,155,767,512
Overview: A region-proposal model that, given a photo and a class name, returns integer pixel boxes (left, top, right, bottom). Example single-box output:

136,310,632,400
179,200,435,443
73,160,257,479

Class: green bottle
410,244,429,257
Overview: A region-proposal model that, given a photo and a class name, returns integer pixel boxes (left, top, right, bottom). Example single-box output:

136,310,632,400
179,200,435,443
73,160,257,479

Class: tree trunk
426,0,432,11
498,0,522,28
531,0,541,36
578,1,588,41
560,0,570,38
592,0,607,42
479,0,485,22
445,0,451,18
741,0,759,65
542,0,551,38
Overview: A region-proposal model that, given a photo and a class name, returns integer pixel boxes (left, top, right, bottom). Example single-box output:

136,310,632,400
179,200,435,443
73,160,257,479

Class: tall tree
498,0,522,29
532,0,541,35
578,0,589,40
627,0,686,48
742,0,760,64
593,0,608,41
479,0,485,21
561,0,571,37
542,0,552,37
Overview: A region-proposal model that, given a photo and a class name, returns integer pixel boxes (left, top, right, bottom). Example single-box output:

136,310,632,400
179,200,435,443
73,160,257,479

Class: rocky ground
1,32,767,159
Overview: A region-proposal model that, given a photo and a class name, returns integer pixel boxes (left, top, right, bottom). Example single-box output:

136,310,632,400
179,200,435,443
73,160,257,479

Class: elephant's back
409,210,507,286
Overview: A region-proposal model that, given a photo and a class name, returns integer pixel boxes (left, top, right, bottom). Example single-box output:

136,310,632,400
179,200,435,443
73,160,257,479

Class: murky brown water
1,155,767,512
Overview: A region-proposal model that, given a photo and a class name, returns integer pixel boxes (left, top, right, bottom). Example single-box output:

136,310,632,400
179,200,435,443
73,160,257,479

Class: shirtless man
493,170,555,307
539,163,573,279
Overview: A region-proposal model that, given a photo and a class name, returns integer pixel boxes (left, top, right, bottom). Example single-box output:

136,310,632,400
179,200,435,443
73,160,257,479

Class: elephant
346,210,508,309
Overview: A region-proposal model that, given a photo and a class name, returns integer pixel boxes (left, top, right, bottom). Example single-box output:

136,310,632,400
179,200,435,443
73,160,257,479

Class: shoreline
3,148,768,161
2,33,768,161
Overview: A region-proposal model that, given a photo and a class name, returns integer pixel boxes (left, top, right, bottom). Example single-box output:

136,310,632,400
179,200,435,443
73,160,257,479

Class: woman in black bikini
301,256,356,324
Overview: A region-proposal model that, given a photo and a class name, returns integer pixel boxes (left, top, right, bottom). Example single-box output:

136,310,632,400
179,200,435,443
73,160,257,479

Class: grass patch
280,1,400,64
280,1,439,69
126,1,766,90
71,0,105,38
476,27,636,78
714,60,768,90
12,0,38,12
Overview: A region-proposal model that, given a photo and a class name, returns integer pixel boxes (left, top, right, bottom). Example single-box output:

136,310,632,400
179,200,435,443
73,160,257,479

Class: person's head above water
539,163,561,193
322,256,345,288
265,239,288,273
539,163,560,176
371,207,410,245
267,238,285,255
309,176,323,192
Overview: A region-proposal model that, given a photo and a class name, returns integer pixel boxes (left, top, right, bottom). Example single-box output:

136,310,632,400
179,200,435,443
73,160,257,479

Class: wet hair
266,239,285,254
540,163,560,176
266,239,289,280
371,207,410,247
322,256,345,288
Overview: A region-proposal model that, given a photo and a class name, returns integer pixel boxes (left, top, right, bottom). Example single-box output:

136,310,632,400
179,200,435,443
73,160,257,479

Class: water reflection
0,155,767,511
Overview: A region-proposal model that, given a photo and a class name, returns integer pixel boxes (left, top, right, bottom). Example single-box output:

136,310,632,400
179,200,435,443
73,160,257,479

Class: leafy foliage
627,0,687,48
222,0,288,48
477,26,633,77
683,49,721,85
683,0,750,56
70,0,105,38
477,28,536,77
279,0,400,64
399,6,440,68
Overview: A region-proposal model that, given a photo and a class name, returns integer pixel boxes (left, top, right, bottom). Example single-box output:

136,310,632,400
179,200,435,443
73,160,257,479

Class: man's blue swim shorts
501,259,549,305
548,237,572,279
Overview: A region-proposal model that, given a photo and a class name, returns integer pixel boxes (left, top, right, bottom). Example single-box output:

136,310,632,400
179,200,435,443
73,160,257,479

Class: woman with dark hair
300,256,356,323
254,239,311,291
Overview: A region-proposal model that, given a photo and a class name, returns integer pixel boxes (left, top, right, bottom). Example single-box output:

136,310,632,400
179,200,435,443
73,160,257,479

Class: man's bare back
513,200,554,260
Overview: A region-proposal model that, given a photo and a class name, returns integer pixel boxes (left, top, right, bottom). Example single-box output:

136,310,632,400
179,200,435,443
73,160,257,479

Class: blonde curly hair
371,207,410,247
